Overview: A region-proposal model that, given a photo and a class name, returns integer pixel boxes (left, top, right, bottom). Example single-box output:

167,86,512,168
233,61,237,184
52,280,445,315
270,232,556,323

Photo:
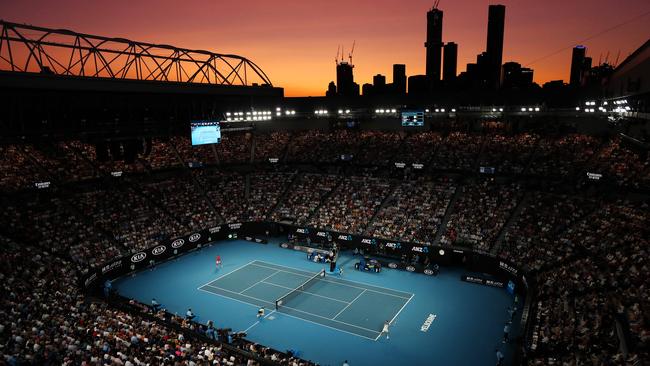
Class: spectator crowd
1,127,649,365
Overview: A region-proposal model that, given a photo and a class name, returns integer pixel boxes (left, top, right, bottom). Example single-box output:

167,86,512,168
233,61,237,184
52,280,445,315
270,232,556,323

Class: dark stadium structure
1,19,649,366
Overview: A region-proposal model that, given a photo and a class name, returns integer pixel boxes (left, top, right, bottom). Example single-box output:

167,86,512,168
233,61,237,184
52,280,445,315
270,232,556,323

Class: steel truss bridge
0,20,272,87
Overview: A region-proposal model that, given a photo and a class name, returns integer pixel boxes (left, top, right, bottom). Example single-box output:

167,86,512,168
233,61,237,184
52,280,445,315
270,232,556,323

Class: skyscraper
425,7,443,82
393,64,406,95
336,62,359,97
570,46,587,86
486,4,505,89
443,42,458,82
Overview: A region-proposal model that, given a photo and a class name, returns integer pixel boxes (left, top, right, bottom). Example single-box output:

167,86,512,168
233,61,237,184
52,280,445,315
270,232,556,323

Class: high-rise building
570,45,587,86
501,62,534,89
393,64,406,95
443,42,458,82
486,4,505,89
326,81,336,97
425,7,443,82
408,75,429,96
336,62,359,97
373,74,386,88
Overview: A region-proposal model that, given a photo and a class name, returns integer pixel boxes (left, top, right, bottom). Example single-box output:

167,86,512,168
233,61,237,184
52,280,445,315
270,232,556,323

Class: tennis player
257,307,265,319
215,255,222,269
381,320,390,339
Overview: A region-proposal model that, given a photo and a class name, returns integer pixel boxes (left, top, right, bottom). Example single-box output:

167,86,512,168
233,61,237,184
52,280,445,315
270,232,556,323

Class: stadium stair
432,183,464,246
364,181,399,235
170,142,225,223
267,172,300,218
305,175,345,223
490,191,531,254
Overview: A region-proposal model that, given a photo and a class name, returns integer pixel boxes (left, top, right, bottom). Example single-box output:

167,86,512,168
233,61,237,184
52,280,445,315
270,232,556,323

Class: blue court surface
114,240,520,366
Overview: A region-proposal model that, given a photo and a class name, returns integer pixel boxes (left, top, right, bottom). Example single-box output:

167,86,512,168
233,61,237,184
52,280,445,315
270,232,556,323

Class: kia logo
406,266,416,272
307,248,314,253
281,243,289,248
131,252,146,263
188,233,201,242
388,263,398,269
171,239,185,248
424,269,434,276
152,245,166,256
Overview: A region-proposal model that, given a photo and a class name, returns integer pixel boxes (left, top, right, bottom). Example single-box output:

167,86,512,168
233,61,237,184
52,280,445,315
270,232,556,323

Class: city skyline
1,0,648,96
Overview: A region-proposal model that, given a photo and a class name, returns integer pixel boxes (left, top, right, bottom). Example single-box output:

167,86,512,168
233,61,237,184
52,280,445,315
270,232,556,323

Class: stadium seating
1,128,648,365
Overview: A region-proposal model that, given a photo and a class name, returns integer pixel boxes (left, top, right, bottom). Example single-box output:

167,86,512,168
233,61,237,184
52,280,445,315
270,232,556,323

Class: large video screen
401,110,424,127
190,121,221,146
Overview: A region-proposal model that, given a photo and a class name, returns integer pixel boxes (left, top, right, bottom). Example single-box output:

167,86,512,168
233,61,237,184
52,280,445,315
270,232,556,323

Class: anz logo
171,239,185,249
337,234,352,241
188,233,201,242
152,245,166,256
361,238,376,245
385,242,401,249
131,252,147,263
296,228,308,234
411,246,429,253
316,231,327,237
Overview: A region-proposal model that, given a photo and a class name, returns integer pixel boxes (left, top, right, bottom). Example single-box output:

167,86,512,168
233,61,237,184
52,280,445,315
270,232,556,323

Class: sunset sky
1,0,648,96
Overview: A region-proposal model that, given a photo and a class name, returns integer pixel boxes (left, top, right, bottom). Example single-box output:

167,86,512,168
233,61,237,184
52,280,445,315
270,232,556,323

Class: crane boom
348,40,356,64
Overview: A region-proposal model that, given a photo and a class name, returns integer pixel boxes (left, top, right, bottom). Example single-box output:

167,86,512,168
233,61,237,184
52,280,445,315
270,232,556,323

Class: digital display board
190,121,221,146
401,110,424,127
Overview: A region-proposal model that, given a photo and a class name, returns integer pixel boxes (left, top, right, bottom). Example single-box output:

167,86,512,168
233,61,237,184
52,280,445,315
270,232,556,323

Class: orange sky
1,0,649,96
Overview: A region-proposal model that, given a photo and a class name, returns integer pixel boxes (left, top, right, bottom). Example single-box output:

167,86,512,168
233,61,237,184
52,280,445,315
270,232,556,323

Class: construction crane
348,40,356,65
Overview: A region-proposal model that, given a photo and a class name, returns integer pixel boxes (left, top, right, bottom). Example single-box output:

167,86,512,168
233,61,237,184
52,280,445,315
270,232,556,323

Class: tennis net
275,269,325,310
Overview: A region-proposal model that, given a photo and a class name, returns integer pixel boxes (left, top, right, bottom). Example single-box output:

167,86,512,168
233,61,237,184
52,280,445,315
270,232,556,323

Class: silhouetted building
326,81,336,97
501,62,534,89
425,7,444,82
408,75,429,96
336,62,359,97
486,4,506,89
393,64,407,95
570,45,587,86
362,83,373,96
584,63,614,88
443,42,458,82
373,74,386,87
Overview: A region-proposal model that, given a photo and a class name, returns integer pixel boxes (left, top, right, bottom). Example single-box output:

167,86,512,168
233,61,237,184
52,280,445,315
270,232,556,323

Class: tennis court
198,260,414,340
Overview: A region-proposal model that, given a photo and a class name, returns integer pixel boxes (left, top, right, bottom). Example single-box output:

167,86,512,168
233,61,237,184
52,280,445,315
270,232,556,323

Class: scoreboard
401,110,425,127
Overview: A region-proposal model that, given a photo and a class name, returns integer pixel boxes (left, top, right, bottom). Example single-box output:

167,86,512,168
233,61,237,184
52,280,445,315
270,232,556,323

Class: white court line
238,271,280,294
333,289,366,319
197,286,379,341
252,260,413,298
243,310,276,333
251,261,413,300
260,281,351,304
197,287,270,309
203,282,380,335
202,283,275,306
196,260,256,290
374,293,416,341
275,302,381,334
